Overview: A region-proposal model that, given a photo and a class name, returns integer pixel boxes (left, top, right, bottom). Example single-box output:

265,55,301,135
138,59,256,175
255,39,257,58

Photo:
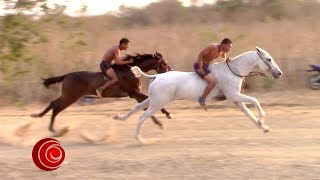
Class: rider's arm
197,54,204,69
197,46,211,68
114,50,133,65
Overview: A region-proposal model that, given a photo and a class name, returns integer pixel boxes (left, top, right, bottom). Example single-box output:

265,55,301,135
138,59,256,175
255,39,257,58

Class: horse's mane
111,53,154,70
122,53,154,62
212,51,255,66
231,51,255,61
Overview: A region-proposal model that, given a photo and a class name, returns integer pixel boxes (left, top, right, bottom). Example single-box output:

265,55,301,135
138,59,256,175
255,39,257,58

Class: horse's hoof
112,114,119,120
52,126,70,137
135,135,146,144
135,136,159,145
157,123,164,130
30,114,40,118
263,127,272,133
166,114,174,119
113,114,126,121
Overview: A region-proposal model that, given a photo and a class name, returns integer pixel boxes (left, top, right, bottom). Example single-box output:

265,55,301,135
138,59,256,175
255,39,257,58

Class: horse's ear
155,52,163,58
256,46,262,53
153,53,160,60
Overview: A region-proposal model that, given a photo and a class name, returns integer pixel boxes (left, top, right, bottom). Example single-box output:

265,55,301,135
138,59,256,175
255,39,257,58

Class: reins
226,52,267,78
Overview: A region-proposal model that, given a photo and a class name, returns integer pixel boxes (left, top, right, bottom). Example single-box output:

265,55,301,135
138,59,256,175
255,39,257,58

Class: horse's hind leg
114,99,149,121
49,95,79,133
129,91,164,128
135,96,171,143
130,91,173,119
135,106,162,144
31,101,54,118
160,108,173,119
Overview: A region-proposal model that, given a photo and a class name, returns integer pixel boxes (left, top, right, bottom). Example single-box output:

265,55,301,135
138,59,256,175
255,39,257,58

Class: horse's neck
133,61,151,72
228,51,259,76
112,64,130,70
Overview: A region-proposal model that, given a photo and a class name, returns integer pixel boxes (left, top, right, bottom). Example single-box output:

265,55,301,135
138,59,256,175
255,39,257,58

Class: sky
0,0,215,16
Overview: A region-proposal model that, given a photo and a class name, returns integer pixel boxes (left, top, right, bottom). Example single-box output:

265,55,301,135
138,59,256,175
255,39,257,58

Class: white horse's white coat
114,47,283,143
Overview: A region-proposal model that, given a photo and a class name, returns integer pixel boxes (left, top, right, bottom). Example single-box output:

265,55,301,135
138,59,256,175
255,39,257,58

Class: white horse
114,47,283,143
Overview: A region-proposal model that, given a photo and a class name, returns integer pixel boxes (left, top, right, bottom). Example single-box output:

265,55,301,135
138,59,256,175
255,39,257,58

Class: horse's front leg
230,93,270,133
235,102,261,127
160,107,173,119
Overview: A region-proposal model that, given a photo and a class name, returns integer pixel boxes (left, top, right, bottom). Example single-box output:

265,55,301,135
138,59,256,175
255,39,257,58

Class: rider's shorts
100,60,112,74
193,63,211,78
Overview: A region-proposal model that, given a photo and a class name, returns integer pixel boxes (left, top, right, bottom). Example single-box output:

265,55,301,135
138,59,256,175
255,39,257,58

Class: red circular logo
32,138,65,171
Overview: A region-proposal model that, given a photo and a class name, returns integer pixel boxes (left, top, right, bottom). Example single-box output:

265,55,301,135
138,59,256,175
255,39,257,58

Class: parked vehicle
307,64,320,90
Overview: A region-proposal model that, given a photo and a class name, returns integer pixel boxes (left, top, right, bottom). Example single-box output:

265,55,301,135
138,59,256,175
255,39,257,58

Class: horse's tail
131,66,157,79
42,74,66,88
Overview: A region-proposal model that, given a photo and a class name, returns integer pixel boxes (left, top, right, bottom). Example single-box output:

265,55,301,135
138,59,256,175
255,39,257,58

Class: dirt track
0,90,319,180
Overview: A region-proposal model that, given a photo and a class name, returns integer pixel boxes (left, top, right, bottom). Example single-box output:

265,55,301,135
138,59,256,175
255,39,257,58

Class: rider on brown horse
96,38,133,98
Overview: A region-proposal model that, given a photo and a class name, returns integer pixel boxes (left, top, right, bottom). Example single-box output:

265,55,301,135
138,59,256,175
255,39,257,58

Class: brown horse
31,52,173,134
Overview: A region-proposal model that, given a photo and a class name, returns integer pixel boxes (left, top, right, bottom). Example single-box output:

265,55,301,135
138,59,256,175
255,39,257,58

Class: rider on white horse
194,38,233,111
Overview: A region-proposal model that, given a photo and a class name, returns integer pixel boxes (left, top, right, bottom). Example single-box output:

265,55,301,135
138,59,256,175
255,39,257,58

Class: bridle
257,50,272,69
226,51,270,78
154,55,170,72
128,53,170,72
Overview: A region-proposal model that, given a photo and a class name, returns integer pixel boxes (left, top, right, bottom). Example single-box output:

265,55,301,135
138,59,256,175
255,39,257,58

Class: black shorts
100,61,112,74
193,63,211,78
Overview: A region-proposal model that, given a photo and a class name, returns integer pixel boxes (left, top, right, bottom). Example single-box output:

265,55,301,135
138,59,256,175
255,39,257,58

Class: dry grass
1,0,320,105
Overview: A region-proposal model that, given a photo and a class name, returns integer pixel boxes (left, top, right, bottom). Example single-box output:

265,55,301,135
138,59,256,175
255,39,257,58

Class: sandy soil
0,90,319,180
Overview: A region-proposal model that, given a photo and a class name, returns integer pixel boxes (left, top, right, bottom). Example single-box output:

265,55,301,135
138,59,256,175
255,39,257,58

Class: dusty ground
0,90,319,180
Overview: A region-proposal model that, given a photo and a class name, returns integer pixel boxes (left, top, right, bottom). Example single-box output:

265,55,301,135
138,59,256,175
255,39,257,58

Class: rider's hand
199,68,205,74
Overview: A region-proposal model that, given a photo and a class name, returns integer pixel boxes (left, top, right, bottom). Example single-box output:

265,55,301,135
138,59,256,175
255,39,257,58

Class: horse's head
153,52,173,73
124,52,172,73
256,46,283,79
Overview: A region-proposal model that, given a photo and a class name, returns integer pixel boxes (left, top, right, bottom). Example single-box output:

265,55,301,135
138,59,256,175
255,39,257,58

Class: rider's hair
119,38,130,45
220,38,232,45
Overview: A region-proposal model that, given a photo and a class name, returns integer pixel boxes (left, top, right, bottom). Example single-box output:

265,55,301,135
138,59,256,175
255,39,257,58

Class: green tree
0,0,77,105
0,0,58,80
